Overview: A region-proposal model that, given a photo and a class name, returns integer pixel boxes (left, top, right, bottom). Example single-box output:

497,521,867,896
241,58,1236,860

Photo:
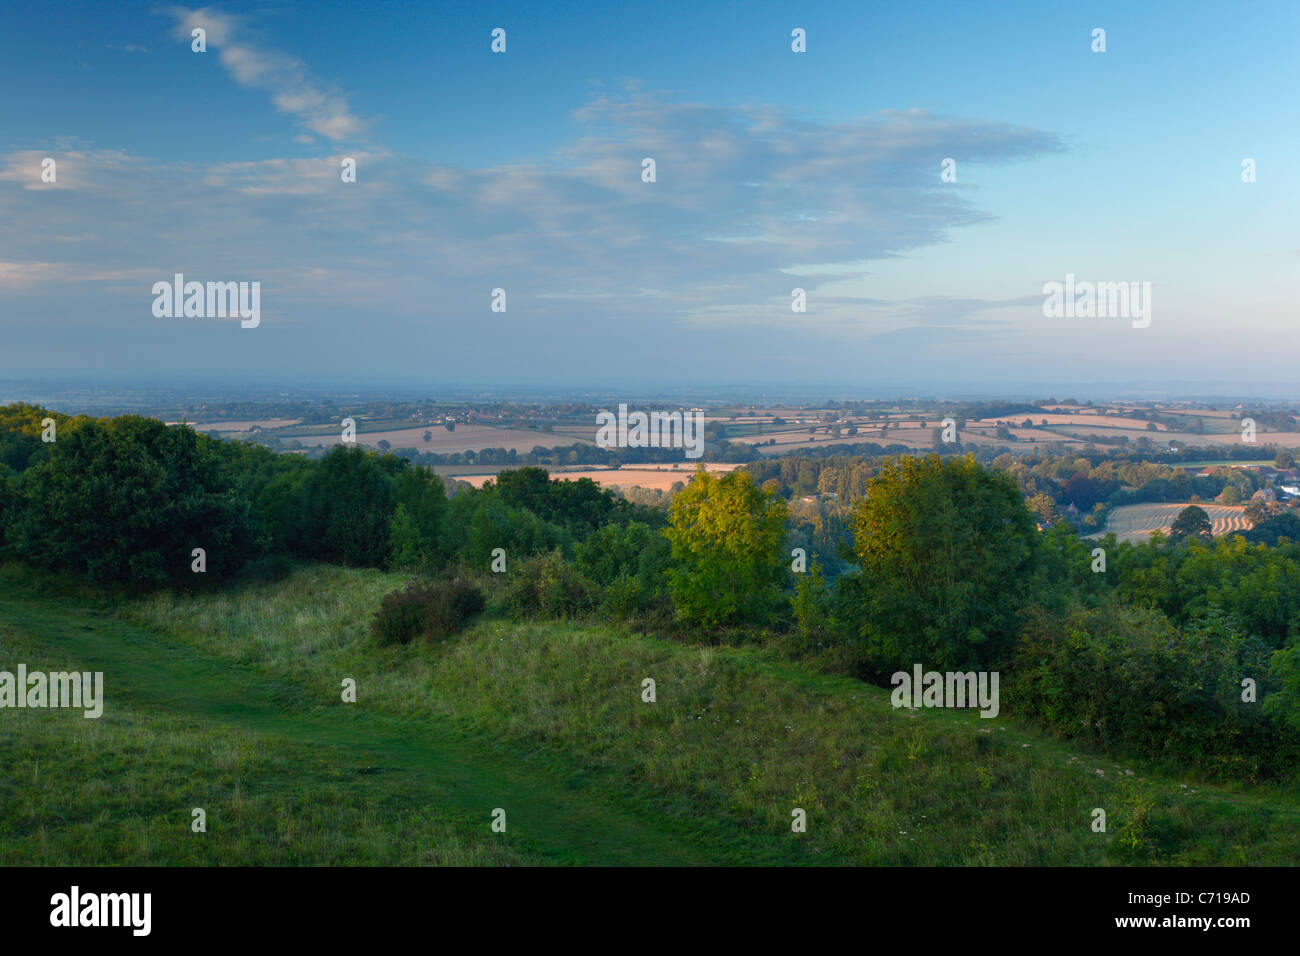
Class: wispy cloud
163,6,365,141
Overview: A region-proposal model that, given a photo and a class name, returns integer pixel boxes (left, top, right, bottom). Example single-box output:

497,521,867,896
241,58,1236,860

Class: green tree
1169,505,1212,541
441,489,569,569
792,560,831,645
663,467,789,627
0,465,17,557
10,416,253,587
386,465,446,567
1027,492,1059,525
1266,643,1300,733
387,504,429,568
1244,498,1276,526
304,446,396,566
575,520,669,589
847,454,1038,672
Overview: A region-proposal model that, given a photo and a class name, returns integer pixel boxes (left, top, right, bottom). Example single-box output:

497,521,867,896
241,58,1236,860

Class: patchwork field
293,424,597,454
1087,503,1251,543
161,403,1300,467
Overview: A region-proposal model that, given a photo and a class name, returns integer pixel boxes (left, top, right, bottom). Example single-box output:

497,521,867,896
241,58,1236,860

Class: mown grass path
1,585,711,865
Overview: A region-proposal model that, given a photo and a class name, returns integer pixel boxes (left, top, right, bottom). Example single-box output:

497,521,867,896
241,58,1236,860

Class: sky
1,0,1298,397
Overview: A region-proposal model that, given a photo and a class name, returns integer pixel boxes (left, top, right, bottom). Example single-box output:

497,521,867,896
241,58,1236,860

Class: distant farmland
1086,503,1250,543
180,418,303,431
452,463,739,491
292,423,597,454
177,403,1300,462
975,413,1167,430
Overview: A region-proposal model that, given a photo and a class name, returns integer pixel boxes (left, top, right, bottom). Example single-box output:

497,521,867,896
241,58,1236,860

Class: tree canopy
663,467,789,628
1169,504,1212,541
847,454,1039,672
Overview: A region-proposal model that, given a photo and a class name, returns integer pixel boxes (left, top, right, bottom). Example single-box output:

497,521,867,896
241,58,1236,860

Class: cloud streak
164,6,365,141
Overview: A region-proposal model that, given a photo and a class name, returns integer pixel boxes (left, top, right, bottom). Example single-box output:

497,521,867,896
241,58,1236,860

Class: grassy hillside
2,564,1297,865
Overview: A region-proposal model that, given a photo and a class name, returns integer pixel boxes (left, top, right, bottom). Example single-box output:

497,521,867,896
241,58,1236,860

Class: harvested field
1157,431,1300,447
733,430,850,448
1086,502,1251,544
977,414,1165,430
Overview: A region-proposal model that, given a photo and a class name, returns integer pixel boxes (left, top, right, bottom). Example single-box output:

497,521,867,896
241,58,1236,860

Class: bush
791,561,831,646
1006,602,1292,781
600,572,641,621
371,579,485,646
442,494,571,569
504,550,597,619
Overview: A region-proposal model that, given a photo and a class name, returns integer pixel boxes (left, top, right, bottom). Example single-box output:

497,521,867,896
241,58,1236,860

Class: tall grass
0,604,538,866
123,565,1300,865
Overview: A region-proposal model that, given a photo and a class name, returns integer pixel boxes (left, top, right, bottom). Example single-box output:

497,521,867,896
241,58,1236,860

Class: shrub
1006,602,1292,781
600,572,641,621
371,579,485,646
504,550,597,619
791,561,831,646
443,494,571,568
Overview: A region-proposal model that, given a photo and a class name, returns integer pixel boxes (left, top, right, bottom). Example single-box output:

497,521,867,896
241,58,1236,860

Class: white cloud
164,6,365,142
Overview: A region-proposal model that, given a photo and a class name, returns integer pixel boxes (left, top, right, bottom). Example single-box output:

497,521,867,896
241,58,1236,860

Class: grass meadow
2,563,1297,865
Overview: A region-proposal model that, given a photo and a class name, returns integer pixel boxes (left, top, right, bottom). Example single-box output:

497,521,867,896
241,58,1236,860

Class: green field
2,565,1297,865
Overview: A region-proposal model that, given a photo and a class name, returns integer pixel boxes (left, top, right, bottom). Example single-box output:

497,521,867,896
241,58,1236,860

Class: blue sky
2,0,1297,395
